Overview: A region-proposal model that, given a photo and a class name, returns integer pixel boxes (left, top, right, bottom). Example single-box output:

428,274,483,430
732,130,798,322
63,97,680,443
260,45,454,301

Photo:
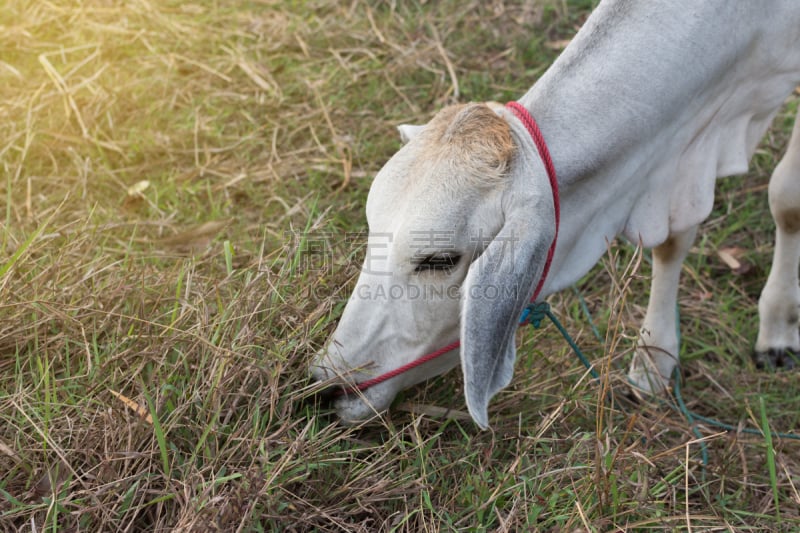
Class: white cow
311,0,800,428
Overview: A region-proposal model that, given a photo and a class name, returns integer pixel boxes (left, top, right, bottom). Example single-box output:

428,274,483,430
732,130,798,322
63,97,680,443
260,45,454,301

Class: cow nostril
300,381,338,409
316,384,340,402
307,368,345,401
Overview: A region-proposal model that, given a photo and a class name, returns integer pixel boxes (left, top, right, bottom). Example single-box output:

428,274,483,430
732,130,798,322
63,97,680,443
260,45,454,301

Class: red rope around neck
335,101,559,396
505,101,560,300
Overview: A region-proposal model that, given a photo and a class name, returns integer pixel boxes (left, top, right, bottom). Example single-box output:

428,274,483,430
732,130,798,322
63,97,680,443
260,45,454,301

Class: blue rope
669,305,710,473
522,302,599,380
521,296,800,444
670,367,710,475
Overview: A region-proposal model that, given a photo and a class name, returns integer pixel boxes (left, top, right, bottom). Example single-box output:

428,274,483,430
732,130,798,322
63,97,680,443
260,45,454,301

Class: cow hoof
619,385,643,406
625,377,671,405
753,348,799,370
627,366,671,397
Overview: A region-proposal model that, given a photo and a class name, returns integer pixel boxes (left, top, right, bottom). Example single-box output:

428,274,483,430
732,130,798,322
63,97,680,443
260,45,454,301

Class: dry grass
1,0,799,531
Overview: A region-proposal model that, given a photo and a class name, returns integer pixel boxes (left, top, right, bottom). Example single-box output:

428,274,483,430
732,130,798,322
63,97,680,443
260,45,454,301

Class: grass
1,0,799,530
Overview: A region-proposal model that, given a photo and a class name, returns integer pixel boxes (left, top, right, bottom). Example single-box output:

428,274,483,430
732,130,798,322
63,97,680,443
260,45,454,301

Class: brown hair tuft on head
421,103,516,185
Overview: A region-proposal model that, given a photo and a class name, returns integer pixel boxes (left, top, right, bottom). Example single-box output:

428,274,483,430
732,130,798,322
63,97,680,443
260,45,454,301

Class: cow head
310,103,556,428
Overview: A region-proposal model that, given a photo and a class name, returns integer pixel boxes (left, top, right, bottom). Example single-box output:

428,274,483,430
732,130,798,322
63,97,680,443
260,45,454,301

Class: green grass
1,0,799,530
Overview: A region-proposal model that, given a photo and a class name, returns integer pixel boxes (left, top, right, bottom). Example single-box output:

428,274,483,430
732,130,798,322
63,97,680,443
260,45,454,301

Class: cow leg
628,226,698,393
755,113,800,369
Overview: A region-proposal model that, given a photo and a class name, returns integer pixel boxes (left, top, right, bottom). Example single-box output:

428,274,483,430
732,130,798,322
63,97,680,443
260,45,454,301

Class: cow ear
397,124,425,144
460,198,555,429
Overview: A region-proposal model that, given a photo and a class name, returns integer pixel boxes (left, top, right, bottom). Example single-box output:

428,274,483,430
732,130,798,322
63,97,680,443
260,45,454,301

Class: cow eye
414,253,462,273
